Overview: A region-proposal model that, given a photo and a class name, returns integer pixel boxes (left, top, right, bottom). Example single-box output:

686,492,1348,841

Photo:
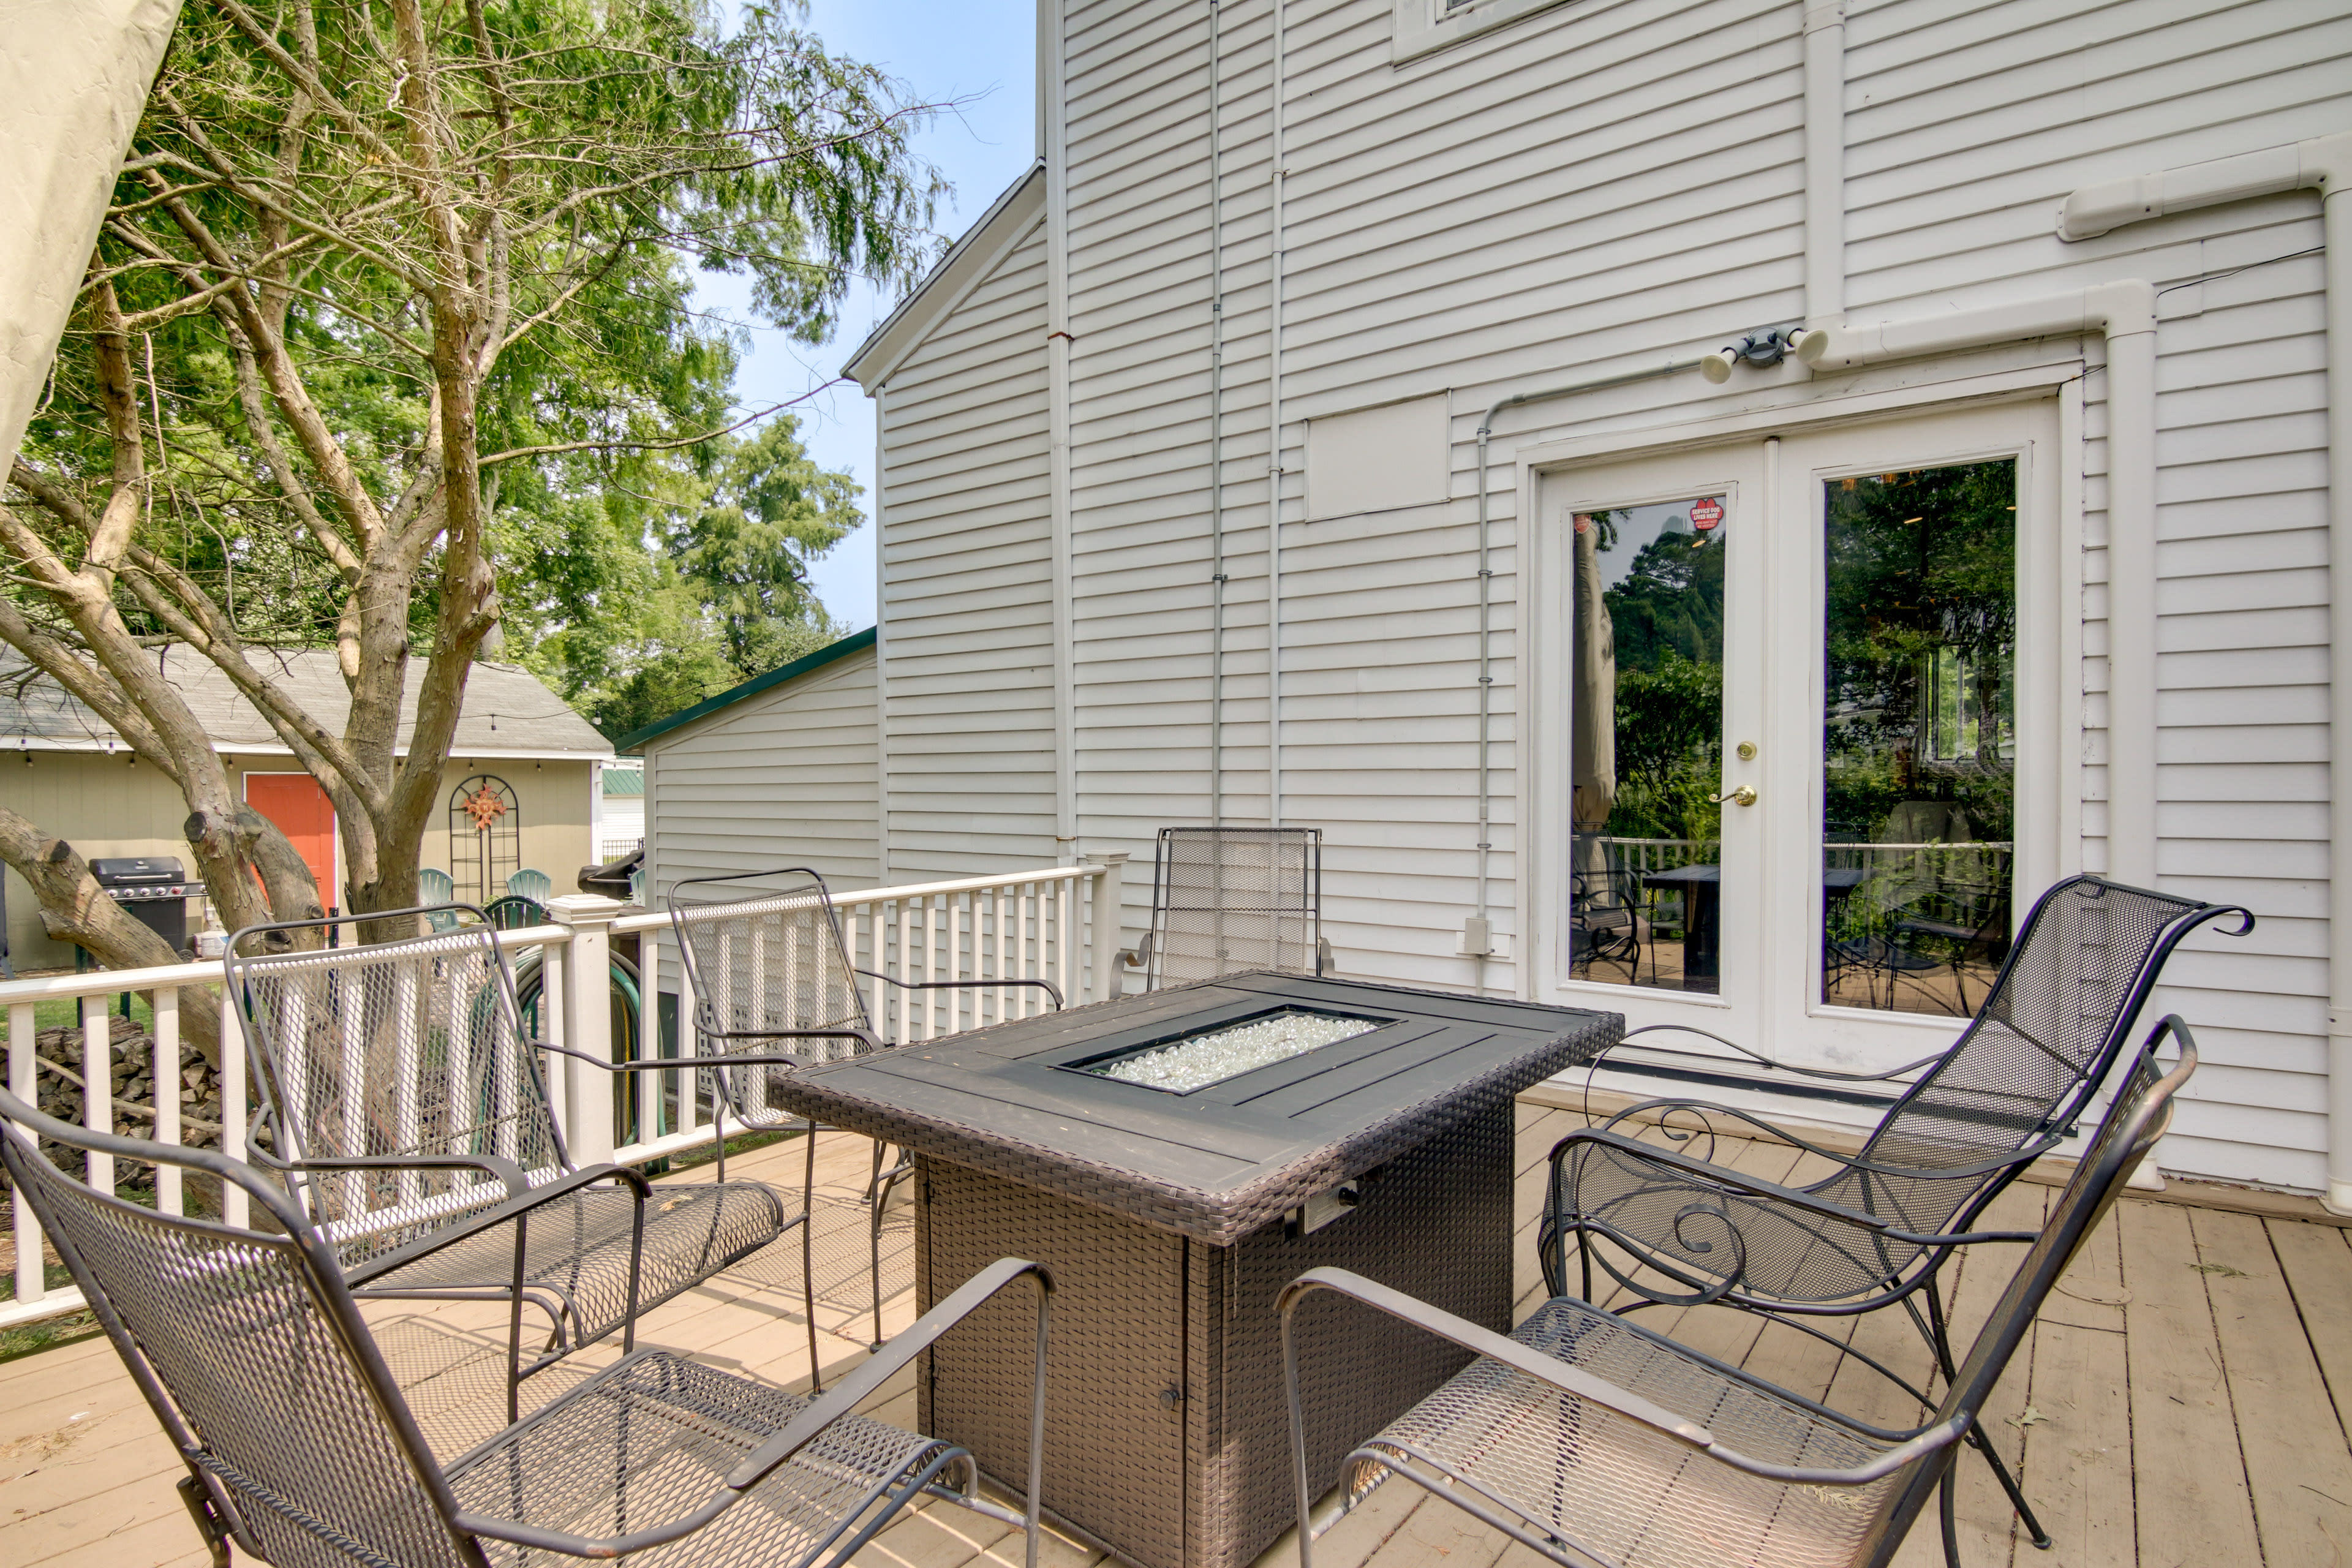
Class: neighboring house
787,0,2351,1199
597,762,646,862
619,628,880,895
0,650,611,963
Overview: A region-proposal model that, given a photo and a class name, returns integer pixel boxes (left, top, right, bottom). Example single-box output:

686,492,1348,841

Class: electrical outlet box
1455,918,1512,960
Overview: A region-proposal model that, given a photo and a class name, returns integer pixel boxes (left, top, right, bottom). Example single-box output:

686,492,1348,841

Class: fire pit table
775,971,1619,1568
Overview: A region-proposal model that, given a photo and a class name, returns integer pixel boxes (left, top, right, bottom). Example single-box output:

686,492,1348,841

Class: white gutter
1266,0,1288,829
1799,282,2160,892
1801,2,1845,326
2054,130,2352,1210
1043,0,1079,864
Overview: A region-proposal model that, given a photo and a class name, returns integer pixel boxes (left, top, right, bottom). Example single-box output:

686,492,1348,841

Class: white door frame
1517,371,2081,1070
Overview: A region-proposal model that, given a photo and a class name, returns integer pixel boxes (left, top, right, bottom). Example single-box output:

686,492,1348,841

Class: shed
617,628,880,905
0,649,610,963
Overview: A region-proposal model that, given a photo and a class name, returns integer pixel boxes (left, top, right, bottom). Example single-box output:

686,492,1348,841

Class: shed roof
0,647,612,760
615,626,875,753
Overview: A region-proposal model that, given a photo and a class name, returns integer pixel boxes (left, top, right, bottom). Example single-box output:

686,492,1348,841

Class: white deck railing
1,856,1128,1331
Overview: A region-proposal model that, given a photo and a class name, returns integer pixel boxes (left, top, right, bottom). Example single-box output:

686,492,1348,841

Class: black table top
774,972,1620,1245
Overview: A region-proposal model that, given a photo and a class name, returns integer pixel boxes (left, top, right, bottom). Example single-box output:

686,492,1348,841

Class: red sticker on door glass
1688,497,1724,530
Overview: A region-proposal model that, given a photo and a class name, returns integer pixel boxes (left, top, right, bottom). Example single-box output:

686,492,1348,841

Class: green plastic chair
507,867,552,905
420,869,458,931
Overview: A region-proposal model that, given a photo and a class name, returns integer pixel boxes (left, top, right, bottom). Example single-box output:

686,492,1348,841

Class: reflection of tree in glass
1823,461,2016,844
1599,526,1727,844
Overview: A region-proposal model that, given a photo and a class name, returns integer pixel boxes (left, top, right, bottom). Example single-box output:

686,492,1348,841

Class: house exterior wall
637,642,881,921
421,759,597,903
0,753,594,965
876,224,1061,882
853,0,2350,1191
0,752,192,967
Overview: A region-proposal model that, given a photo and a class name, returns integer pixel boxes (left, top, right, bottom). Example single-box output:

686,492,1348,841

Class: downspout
1801,1,1845,327
2058,132,2352,1207
1208,0,1225,826
1799,282,2160,892
1266,0,1287,828
1470,356,1706,995
1044,0,1079,864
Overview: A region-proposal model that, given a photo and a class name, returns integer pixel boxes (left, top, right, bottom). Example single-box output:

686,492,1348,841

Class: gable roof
0,647,612,760
614,626,876,753
842,164,1047,391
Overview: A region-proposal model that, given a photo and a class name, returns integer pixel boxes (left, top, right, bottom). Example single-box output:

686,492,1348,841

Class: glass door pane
1569,496,1729,993
1820,461,2017,1015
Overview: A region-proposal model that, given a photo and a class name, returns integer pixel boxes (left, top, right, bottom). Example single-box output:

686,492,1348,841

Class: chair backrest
1858,1020,2198,1565
506,868,552,904
1846,875,2245,1237
0,1090,475,1568
481,894,547,930
1146,826,1324,988
420,870,459,931
668,867,875,1120
227,907,567,1264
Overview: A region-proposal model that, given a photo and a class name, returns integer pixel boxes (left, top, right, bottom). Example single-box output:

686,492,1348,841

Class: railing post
1086,853,1129,1005
548,894,624,1167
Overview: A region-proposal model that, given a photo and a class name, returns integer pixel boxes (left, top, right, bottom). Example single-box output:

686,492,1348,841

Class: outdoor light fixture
1700,325,1807,382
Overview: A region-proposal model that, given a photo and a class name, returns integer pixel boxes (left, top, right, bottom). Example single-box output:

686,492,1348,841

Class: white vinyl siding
640,644,880,910
877,224,1060,882
855,0,2349,1191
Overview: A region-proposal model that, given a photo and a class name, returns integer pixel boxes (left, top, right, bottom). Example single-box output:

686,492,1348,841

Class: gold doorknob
1713,784,1758,807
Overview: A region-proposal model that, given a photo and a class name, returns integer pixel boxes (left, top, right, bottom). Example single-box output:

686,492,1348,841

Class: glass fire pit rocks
1076,1006,1385,1093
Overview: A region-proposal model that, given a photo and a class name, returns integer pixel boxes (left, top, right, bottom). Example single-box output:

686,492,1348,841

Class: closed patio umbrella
1570,514,1616,848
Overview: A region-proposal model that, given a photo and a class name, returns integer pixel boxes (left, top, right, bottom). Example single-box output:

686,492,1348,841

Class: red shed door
244,772,337,910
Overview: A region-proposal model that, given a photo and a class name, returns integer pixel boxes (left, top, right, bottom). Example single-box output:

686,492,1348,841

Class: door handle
1712,785,1758,807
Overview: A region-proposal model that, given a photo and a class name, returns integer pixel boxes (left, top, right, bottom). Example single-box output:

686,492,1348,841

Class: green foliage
1607,529,1725,672
1595,532,1727,843
1823,461,2016,842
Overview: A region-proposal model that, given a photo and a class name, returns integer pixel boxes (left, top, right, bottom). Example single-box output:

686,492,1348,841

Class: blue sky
694,1,1038,632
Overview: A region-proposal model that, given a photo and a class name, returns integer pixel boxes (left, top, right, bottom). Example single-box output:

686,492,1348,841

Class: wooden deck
4,1107,2348,1568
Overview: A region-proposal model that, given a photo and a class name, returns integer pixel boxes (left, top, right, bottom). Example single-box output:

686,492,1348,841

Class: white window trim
1393,0,1580,65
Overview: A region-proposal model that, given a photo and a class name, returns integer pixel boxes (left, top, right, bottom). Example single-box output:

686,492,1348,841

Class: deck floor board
2,1114,2344,1568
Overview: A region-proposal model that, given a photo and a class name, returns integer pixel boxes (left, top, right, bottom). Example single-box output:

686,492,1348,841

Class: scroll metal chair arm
856,967,1065,1011
454,1259,1057,1567
1281,1267,1962,1488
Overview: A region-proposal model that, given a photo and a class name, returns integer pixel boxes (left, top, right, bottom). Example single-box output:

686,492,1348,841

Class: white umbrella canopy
0,0,183,478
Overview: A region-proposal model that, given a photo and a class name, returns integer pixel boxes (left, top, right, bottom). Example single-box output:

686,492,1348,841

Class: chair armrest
529,1039,820,1072
451,1257,1056,1558
342,1162,654,1287
1608,1023,1950,1084
856,968,1065,1011
1279,1267,1963,1487
1548,1126,2058,1243
284,1152,530,1201
1562,1101,2065,1189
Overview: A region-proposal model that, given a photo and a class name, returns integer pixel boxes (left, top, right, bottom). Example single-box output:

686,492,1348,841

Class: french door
1532,401,2062,1071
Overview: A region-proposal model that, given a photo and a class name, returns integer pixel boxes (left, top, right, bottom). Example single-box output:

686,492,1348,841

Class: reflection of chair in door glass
1820,460,2017,1016
1568,499,1725,992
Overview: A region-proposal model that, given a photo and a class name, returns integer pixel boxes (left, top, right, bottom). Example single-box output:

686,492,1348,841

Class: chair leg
802,1121,821,1394
1940,1463,1961,1568
1927,1283,2052,1550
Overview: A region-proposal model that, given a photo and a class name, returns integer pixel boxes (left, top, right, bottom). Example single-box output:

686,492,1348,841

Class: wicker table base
914,1100,1513,1568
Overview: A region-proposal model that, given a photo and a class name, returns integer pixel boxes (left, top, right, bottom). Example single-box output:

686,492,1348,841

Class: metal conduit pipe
2059,130,2352,1208
1266,0,1287,829
1207,0,1225,826
1469,357,1705,996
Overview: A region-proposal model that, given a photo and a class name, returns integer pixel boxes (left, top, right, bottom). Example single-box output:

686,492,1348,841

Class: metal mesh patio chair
1538,874,2250,1545
669,867,1065,1350
0,1087,1054,1568
226,903,799,1415
1570,862,1649,983
1128,825,1332,988
1283,1016,2200,1568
